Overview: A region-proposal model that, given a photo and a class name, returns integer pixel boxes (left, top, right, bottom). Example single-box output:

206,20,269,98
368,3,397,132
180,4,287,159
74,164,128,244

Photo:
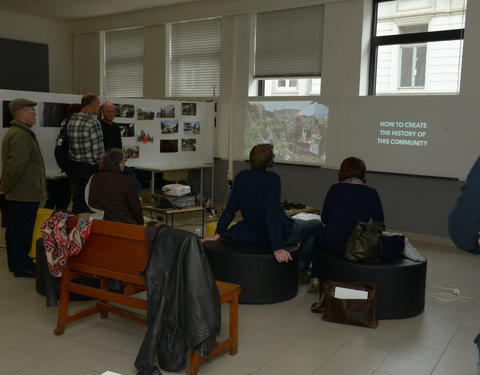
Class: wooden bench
54,217,241,375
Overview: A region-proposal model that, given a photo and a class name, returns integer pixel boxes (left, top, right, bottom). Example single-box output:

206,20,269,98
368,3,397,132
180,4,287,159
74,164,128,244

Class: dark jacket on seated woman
315,157,384,254
316,182,384,254
216,167,294,248
88,148,144,226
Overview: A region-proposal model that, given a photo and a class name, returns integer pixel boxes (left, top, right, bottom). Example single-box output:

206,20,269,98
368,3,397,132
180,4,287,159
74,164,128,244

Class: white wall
66,0,353,161
0,10,71,93
460,0,480,95
71,33,100,95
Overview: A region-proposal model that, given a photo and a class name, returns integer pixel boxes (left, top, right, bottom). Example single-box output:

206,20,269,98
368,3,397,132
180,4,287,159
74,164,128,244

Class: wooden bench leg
229,295,239,355
100,278,109,319
54,276,70,335
188,351,200,375
187,284,240,374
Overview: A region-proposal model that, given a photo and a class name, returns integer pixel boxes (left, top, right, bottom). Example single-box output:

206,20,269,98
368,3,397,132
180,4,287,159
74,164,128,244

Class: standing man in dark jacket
449,156,480,253
100,102,122,150
66,93,104,214
100,101,141,195
0,98,47,277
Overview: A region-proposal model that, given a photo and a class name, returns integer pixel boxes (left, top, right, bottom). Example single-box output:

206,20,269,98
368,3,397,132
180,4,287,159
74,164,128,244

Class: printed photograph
123,145,139,159
2,101,12,128
161,120,179,134
137,108,155,120
160,139,179,153
119,123,135,137
114,103,135,118
136,130,154,143
181,102,197,116
181,138,197,151
41,102,69,127
183,121,200,135
159,104,175,118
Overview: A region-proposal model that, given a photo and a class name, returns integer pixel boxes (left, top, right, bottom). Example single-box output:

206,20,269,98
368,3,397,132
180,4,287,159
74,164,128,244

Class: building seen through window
371,0,467,95
399,25,427,88
260,78,321,96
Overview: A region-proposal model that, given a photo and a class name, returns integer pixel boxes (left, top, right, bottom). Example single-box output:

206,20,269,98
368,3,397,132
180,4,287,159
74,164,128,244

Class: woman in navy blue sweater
309,157,384,295
317,158,384,254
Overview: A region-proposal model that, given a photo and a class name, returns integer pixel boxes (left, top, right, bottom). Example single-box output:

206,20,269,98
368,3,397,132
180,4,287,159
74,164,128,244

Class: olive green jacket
1,120,47,202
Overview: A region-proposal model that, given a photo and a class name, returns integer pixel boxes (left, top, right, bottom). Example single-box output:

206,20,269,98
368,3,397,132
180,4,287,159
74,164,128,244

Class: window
261,78,320,96
254,6,324,96
169,18,221,97
399,25,427,88
369,0,467,95
104,28,144,98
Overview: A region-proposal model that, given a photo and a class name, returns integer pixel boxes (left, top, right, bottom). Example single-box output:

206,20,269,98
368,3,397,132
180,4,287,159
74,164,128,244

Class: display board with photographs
111,99,213,169
0,89,214,175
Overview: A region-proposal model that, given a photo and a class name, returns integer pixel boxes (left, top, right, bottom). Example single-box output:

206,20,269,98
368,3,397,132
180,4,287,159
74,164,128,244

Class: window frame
254,5,324,97
399,43,426,88
103,27,144,98
168,17,221,98
368,0,465,96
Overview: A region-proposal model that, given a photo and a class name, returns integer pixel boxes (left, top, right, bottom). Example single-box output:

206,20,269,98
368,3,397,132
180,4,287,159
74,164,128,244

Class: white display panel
0,90,214,176
346,96,480,179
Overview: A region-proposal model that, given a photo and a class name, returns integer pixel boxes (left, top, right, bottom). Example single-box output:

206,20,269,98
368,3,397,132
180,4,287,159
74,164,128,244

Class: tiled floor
0,215,479,375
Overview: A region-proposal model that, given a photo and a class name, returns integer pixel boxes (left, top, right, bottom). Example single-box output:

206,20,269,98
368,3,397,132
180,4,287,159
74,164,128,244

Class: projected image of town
246,101,328,165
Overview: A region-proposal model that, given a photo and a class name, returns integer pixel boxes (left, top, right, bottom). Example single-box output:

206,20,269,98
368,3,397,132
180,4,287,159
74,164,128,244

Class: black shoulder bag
54,124,69,173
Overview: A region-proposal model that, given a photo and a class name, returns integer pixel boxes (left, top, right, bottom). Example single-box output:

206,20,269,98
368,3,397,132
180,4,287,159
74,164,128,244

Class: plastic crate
164,194,196,208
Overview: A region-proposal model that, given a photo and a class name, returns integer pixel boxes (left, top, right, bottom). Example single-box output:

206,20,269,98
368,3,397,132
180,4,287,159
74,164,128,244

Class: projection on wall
246,101,329,165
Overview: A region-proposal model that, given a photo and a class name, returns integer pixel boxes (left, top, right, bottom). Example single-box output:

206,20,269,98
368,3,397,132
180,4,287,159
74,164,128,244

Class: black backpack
54,125,69,172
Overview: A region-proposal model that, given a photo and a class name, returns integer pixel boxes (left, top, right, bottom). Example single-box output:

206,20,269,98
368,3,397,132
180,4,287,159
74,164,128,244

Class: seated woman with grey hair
88,148,144,225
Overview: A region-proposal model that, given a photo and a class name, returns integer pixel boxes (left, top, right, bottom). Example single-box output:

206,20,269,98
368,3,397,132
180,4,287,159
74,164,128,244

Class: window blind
104,28,144,98
254,6,324,78
169,18,221,97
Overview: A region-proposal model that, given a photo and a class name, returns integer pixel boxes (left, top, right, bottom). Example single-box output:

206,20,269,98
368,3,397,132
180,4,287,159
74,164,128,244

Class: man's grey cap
9,98,37,114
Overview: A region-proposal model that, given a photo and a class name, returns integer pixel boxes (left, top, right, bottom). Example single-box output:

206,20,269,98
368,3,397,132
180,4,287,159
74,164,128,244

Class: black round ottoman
319,252,427,319
203,241,299,304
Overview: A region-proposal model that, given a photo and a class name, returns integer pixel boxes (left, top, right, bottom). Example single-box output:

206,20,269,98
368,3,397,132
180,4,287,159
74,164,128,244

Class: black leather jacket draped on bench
135,225,221,374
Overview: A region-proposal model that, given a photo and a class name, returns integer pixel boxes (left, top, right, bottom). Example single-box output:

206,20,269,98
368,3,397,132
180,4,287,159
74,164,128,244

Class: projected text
377,121,428,147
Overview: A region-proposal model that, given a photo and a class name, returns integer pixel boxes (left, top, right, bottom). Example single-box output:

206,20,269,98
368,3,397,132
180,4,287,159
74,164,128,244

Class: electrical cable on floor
430,286,474,302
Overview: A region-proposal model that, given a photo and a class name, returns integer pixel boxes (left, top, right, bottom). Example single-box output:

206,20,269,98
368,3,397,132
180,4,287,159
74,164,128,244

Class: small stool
203,241,299,304
319,252,427,319
29,208,54,258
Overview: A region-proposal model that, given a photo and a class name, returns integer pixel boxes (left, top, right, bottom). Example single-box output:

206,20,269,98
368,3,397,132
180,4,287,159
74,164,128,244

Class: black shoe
14,269,36,278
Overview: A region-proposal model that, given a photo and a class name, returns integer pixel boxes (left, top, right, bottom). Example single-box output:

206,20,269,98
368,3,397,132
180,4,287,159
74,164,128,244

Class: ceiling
0,0,204,21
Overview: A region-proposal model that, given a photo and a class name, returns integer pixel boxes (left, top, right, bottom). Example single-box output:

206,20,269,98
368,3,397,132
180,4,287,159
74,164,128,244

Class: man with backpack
65,93,104,214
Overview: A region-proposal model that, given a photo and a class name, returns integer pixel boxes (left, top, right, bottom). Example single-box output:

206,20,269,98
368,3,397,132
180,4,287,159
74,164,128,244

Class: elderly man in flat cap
0,98,47,277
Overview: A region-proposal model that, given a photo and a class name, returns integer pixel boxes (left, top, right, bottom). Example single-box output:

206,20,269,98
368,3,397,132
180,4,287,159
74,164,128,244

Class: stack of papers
334,286,368,299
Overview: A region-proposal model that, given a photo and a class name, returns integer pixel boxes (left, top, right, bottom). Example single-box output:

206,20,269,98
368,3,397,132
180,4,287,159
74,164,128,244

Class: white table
135,163,213,236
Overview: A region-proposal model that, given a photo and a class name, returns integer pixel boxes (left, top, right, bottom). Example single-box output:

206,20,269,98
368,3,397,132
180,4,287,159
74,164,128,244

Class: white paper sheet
334,286,368,300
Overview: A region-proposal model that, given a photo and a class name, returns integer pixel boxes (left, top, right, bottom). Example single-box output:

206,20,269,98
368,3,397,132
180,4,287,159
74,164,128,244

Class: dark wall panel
0,38,49,92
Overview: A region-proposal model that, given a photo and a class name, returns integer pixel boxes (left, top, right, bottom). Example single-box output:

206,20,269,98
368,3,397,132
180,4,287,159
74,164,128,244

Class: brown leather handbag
321,280,378,328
